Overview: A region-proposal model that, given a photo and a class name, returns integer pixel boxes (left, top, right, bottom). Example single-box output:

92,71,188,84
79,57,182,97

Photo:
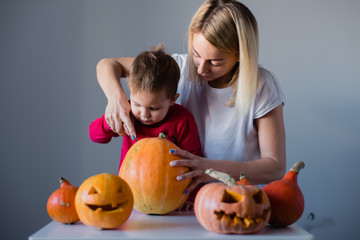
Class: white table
29,211,314,240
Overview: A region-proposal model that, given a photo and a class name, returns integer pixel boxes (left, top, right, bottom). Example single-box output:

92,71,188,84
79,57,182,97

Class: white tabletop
29,211,314,240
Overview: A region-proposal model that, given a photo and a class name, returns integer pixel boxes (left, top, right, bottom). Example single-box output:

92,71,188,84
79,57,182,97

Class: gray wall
1,1,359,239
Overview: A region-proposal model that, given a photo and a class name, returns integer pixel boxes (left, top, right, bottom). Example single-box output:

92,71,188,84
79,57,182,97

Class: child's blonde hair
129,44,180,99
188,0,259,113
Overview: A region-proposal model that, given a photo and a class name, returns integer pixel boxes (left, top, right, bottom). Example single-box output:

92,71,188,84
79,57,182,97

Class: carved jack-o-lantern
194,169,271,234
75,173,134,229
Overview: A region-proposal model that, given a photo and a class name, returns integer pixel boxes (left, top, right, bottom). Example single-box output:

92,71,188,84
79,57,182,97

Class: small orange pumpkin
47,177,79,224
237,172,253,186
119,133,191,214
194,169,270,234
75,173,134,229
263,161,305,227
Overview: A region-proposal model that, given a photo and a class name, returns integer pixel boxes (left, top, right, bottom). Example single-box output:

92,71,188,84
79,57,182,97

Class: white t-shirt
172,54,285,162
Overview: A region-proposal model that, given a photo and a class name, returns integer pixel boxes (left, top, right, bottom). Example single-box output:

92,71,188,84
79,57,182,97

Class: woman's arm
170,105,286,191
96,57,136,137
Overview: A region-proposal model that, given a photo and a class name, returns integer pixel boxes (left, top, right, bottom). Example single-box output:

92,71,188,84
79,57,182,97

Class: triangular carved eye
253,190,265,204
118,186,123,193
88,186,98,195
221,189,243,203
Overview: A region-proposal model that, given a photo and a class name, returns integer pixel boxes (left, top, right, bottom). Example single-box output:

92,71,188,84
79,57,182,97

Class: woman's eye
210,61,222,66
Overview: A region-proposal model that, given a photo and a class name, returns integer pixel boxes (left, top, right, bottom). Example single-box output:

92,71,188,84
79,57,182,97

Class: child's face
130,89,178,126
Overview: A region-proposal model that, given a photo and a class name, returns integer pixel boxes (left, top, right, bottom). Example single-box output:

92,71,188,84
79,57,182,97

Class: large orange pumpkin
194,169,271,234
75,173,134,229
119,133,191,214
47,177,79,224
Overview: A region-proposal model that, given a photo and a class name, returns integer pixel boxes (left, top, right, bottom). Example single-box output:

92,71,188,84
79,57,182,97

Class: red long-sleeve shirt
89,104,202,171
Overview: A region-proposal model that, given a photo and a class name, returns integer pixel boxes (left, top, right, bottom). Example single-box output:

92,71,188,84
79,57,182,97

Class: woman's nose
197,61,208,75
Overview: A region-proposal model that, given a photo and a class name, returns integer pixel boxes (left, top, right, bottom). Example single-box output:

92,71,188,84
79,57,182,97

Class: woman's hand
96,57,136,137
169,149,214,193
105,98,136,137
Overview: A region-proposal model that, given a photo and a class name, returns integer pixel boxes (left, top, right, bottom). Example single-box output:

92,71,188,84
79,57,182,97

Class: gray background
1,0,359,239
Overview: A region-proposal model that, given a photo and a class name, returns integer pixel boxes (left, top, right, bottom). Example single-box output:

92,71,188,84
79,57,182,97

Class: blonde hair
129,44,180,99
188,0,259,113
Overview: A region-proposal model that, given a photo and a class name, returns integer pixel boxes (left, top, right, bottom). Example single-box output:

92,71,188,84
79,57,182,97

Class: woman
96,0,286,194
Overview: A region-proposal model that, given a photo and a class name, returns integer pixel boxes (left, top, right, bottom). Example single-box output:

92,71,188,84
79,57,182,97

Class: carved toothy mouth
214,208,270,228
86,201,128,212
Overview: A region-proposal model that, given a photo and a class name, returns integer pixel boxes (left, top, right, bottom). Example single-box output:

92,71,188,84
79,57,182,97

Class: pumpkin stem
239,172,246,181
158,133,166,139
290,161,305,173
205,168,237,186
59,177,66,184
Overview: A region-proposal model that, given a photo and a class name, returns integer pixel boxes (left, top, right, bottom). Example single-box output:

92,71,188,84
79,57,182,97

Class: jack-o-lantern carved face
75,173,134,229
195,182,271,234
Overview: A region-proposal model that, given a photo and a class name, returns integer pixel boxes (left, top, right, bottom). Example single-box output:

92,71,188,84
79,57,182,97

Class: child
89,44,202,179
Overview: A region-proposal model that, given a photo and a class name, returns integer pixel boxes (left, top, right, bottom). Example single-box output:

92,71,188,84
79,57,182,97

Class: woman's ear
170,93,180,105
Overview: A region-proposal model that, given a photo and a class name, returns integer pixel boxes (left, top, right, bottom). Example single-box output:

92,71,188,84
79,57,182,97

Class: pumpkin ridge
159,150,168,213
139,157,146,212
209,186,224,232
197,185,212,228
173,189,185,212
